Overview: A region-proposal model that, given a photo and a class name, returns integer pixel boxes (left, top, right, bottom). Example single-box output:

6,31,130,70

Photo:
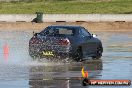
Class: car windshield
40,27,77,36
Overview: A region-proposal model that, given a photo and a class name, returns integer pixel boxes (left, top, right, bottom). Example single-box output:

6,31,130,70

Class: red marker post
3,43,9,61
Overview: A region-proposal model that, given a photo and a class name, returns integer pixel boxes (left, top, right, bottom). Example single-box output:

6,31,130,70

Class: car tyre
95,47,103,59
29,49,40,59
74,47,83,62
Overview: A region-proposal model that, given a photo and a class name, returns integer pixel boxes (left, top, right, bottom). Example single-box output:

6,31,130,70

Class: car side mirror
92,34,97,38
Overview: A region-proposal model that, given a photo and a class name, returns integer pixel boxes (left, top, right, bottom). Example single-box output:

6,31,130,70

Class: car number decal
42,51,54,56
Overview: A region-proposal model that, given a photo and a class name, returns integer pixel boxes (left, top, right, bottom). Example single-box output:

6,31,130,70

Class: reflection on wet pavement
0,31,132,88
29,60,102,88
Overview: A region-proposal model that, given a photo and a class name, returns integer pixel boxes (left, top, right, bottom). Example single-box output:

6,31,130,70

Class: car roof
48,25,81,29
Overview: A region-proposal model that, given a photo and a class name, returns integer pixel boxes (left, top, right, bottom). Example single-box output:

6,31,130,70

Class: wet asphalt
0,31,131,88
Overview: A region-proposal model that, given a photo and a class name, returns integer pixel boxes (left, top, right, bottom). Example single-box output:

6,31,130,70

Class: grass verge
0,0,132,14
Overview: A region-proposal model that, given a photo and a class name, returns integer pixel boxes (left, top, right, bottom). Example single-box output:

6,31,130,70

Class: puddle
0,31,132,88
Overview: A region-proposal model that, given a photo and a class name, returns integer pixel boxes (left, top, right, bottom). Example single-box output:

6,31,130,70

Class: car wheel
74,48,83,62
95,47,103,59
29,51,37,59
29,49,40,59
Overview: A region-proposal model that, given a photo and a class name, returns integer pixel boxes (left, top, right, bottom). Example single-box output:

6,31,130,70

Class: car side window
80,28,91,37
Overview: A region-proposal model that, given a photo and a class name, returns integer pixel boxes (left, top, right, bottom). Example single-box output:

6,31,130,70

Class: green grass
0,0,132,14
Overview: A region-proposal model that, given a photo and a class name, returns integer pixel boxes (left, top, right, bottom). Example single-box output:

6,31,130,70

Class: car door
79,27,97,57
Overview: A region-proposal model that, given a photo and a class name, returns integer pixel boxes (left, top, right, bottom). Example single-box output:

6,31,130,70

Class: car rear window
48,27,76,36
58,28,73,35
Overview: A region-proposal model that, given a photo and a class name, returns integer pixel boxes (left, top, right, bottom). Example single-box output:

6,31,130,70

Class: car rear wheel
74,47,83,62
29,51,38,59
29,48,40,59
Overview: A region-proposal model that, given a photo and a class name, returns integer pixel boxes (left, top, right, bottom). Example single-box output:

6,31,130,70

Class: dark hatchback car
29,25,103,61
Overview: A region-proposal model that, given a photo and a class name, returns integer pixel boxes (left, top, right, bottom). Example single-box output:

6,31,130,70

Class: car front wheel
95,47,103,59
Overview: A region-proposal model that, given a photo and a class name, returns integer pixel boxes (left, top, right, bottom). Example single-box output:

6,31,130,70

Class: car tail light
59,38,70,45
